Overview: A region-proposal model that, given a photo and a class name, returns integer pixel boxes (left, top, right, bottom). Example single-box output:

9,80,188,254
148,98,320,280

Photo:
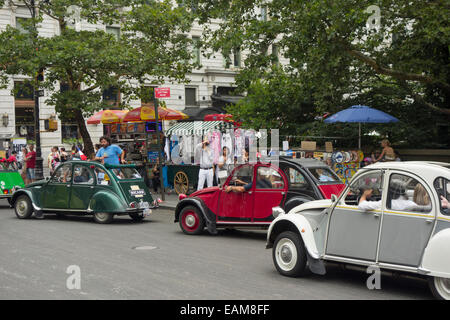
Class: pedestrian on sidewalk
372,139,395,162
60,147,68,162
24,145,36,184
217,146,232,185
7,151,18,170
48,146,60,175
195,138,213,191
20,147,28,183
151,158,161,193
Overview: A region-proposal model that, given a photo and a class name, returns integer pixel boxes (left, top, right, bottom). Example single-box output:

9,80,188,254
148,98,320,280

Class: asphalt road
0,199,433,300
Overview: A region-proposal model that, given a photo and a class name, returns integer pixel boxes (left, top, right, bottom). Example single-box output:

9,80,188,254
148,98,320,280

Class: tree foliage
0,0,196,156
189,0,450,148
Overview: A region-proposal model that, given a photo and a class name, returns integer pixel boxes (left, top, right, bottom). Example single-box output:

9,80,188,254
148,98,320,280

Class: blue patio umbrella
324,105,399,149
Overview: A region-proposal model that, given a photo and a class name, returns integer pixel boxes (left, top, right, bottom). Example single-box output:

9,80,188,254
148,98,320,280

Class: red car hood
189,186,220,198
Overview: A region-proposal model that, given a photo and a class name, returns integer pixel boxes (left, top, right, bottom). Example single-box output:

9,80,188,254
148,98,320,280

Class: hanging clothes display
170,135,182,164
245,130,256,150
164,137,170,162
222,130,233,158
234,128,244,158
210,130,222,164
182,135,193,164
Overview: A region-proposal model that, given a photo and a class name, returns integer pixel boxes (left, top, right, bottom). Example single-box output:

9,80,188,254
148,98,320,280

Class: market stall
165,119,235,194
101,106,188,198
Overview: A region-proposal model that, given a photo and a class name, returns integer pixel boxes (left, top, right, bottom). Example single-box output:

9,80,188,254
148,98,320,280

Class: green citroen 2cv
10,161,154,223
0,163,25,204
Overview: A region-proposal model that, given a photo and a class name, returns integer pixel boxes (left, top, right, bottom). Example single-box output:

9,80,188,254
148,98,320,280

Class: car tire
285,201,304,213
93,212,114,224
273,231,307,277
14,195,33,219
428,276,450,300
129,213,145,222
179,206,205,235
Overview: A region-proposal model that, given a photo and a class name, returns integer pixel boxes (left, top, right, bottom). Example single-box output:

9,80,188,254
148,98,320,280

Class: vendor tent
324,105,399,149
166,121,229,136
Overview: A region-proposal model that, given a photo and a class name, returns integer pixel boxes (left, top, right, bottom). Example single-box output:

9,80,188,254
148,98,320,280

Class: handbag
218,170,228,179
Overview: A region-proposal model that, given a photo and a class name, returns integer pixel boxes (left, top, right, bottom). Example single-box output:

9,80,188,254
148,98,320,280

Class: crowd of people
4,136,125,184
195,138,250,191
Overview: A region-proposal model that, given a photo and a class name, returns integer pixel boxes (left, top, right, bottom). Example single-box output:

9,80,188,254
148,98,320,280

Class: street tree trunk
74,108,95,159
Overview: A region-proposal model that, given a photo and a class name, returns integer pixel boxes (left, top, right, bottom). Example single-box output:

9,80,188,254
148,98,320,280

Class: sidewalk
152,192,179,210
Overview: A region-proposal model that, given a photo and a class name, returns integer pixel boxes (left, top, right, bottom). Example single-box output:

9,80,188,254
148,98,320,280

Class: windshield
308,167,341,183
111,167,142,180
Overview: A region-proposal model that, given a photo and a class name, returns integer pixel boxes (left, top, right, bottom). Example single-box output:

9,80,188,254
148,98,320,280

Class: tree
188,0,450,144
0,0,196,157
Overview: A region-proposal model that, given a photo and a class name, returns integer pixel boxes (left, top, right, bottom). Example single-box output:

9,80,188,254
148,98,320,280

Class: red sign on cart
155,87,170,99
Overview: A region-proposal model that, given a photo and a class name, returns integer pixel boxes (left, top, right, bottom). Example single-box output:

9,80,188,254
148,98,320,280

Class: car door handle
66,184,71,187
373,213,381,218
248,191,253,195
425,219,434,224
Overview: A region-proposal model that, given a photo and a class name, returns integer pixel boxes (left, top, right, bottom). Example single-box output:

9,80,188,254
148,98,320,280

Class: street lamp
30,0,44,180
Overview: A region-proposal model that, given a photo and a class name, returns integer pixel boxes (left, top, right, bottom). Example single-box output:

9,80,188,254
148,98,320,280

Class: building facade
0,4,250,175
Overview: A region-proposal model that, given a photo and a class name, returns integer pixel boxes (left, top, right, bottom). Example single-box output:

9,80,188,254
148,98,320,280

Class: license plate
130,189,146,197
139,201,150,209
143,208,151,216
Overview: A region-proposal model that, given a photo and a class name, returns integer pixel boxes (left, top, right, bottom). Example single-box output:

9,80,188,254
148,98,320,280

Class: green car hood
25,180,47,188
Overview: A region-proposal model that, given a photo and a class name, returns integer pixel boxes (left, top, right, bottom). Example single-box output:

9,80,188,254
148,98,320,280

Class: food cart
105,121,162,181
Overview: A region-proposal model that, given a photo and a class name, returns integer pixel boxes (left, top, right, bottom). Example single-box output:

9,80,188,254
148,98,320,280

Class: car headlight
272,206,285,218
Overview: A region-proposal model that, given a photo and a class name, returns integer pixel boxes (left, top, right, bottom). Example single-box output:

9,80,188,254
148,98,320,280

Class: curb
157,204,177,210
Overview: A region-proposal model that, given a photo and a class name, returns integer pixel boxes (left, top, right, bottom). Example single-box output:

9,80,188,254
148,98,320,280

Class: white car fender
268,214,320,259
421,229,450,278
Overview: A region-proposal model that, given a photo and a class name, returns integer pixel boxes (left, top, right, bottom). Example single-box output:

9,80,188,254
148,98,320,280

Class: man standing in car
94,136,126,165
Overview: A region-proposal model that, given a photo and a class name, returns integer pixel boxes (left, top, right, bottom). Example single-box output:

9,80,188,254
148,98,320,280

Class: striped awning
166,121,232,136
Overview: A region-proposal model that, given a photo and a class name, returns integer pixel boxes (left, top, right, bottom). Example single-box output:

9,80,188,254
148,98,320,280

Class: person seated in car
315,168,335,182
441,196,449,214
225,170,272,193
358,180,418,211
410,183,433,212
73,169,93,184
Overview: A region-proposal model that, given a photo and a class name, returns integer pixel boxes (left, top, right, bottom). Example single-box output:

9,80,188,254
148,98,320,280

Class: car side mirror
331,194,338,203
45,176,50,181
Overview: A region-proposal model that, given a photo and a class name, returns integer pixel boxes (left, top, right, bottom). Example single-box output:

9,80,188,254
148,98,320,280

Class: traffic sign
154,87,170,99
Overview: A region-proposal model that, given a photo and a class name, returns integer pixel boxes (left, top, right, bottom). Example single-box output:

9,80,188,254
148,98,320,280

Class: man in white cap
196,138,214,191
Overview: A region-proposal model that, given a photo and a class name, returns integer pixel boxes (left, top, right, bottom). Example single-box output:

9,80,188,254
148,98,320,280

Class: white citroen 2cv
267,162,450,299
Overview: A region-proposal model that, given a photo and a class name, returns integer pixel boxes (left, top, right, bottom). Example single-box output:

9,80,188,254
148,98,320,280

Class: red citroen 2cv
174,158,345,235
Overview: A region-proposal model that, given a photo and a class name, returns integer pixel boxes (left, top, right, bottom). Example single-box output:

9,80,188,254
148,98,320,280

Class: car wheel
93,212,114,224
285,201,304,213
129,213,145,222
429,276,450,300
273,231,307,277
14,195,33,219
179,206,205,235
